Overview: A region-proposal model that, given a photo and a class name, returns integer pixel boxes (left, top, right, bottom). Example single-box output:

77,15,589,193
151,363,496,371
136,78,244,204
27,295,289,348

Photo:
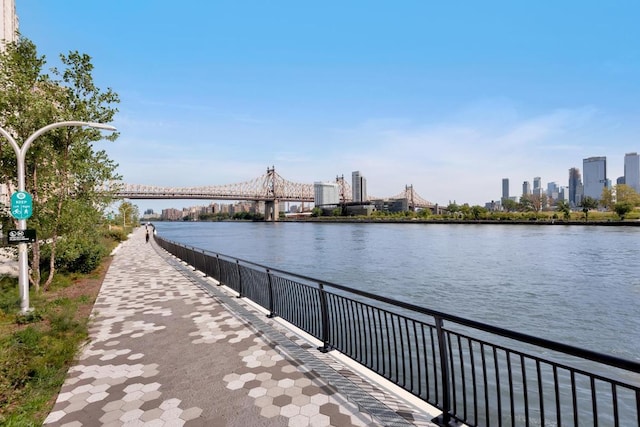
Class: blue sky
16,1,640,212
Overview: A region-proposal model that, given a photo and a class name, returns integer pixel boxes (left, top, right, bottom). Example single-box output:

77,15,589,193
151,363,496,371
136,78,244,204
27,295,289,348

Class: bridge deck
43,227,441,426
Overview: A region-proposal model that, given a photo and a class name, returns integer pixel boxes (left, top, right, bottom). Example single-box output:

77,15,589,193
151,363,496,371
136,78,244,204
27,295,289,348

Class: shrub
42,236,108,274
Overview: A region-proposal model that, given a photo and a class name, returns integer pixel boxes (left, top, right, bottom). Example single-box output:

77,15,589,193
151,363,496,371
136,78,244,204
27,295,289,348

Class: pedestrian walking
145,230,150,243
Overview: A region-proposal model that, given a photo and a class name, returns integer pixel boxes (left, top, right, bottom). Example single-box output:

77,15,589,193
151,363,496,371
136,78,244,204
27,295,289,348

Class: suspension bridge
113,167,436,220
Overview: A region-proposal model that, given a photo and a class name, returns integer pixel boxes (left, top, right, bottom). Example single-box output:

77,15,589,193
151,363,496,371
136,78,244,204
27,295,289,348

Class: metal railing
155,235,640,427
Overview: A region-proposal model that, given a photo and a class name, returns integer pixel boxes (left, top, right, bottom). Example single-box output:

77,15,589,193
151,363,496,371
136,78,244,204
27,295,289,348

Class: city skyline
11,2,640,213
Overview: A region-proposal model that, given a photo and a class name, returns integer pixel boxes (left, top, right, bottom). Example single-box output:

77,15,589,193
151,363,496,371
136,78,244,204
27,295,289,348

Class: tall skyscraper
624,152,640,193
533,177,542,191
1,0,18,49
502,178,509,201
522,181,531,197
583,156,607,200
352,171,367,203
547,182,559,200
568,167,582,206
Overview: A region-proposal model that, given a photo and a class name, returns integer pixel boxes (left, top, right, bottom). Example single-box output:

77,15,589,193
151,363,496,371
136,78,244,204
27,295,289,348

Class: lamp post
0,121,117,313
122,203,131,230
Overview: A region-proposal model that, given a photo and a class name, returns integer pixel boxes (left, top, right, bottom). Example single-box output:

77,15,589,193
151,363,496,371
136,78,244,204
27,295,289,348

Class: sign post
0,121,116,313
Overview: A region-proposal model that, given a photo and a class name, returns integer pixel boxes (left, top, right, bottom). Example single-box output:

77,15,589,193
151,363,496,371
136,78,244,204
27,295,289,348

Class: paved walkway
44,227,441,427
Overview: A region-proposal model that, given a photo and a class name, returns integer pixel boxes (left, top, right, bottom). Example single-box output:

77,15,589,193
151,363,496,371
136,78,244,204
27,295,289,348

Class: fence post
317,283,330,353
433,316,452,426
266,269,275,318
216,255,222,286
200,250,206,275
236,260,242,298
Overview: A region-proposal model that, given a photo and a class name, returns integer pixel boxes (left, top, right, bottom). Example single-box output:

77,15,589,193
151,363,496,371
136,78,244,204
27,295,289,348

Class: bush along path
0,246,112,426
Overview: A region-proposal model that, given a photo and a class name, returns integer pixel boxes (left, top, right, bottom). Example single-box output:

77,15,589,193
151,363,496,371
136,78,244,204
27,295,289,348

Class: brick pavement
43,227,441,426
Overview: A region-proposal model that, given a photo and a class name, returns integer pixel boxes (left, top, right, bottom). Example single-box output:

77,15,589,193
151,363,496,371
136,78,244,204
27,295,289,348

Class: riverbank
283,217,640,226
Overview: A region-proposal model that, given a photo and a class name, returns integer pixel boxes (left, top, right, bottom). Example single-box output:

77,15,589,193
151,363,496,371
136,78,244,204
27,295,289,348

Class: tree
445,202,460,218
118,201,139,229
614,202,634,220
530,193,548,212
518,196,534,212
470,205,487,220
502,198,517,212
614,184,640,206
600,187,614,210
579,196,599,222
0,38,120,291
556,200,571,221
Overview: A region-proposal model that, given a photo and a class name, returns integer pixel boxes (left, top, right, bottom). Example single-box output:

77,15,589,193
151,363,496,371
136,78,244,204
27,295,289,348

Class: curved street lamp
0,121,117,313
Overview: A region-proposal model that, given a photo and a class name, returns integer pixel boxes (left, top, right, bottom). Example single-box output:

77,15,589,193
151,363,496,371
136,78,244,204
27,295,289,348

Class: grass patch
0,256,110,425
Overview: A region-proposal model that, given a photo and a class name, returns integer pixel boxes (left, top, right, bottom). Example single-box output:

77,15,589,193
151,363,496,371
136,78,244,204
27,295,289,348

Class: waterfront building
583,157,607,200
501,178,509,201
624,152,640,193
314,181,340,207
522,181,531,197
161,208,183,221
351,171,367,203
568,167,582,207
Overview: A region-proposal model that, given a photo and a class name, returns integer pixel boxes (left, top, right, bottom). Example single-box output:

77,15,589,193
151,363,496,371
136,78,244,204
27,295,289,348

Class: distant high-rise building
558,187,568,202
502,178,509,201
624,152,640,193
533,177,542,190
314,182,340,206
352,171,367,203
1,0,18,50
522,181,531,196
568,167,582,206
547,182,559,202
583,156,607,200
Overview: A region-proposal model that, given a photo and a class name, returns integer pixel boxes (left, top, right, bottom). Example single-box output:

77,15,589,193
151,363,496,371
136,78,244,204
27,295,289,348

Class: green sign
10,191,33,220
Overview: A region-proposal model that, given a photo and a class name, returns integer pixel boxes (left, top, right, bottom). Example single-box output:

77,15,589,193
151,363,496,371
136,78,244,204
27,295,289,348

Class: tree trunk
29,166,40,292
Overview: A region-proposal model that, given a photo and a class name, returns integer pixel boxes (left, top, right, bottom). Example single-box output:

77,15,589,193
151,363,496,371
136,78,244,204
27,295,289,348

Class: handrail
154,234,640,427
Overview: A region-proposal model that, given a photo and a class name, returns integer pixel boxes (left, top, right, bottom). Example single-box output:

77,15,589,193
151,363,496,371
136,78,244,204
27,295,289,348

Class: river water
153,221,640,362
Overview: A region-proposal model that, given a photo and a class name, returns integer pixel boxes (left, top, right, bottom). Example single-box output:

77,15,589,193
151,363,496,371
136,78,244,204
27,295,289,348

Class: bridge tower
336,175,348,204
406,184,416,212
264,166,279,221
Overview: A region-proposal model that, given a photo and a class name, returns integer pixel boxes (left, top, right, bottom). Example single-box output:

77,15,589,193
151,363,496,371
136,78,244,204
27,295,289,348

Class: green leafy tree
445,202,460,218
600,186,614,210
470,205,487,220
614,202,634,220
518,196,534,212
614,184,640,206
579,196,598,222
118,201,139,229
502,198,517,212
0,38,120,291
556,200,571,221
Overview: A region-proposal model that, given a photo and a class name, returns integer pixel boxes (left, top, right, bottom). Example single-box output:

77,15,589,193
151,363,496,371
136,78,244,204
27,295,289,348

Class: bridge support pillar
265,200,279,222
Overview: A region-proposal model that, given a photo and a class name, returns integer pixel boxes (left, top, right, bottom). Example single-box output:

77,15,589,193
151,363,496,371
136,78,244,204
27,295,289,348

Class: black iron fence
155,235,640,427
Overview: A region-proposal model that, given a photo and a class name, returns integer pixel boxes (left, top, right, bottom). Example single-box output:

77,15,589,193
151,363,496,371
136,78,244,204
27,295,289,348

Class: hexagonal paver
260,404,281,418
272,394,292,407
280,403,301,418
